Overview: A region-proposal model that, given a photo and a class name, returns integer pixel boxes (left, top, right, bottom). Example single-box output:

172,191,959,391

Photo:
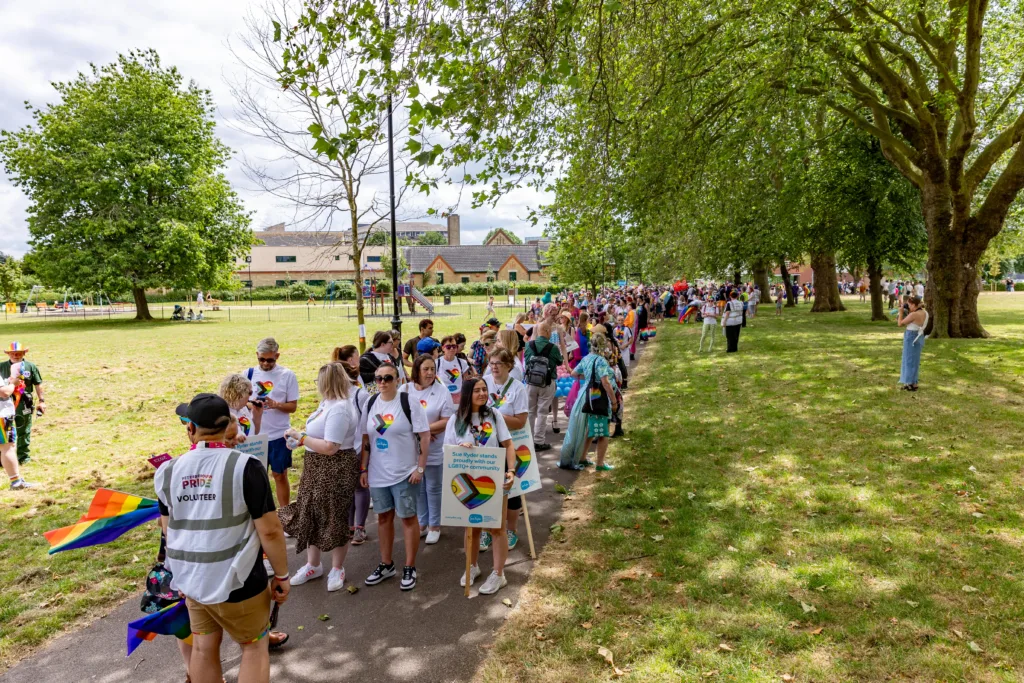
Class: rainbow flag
126,600,192,657
44,489,161,555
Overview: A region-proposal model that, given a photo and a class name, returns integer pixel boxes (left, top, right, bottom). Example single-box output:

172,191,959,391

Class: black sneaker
365,562,396,586
400,566,417,591
534,443,552,452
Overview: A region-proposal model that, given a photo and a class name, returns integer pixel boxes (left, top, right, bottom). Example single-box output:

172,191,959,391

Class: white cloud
0,0,551,256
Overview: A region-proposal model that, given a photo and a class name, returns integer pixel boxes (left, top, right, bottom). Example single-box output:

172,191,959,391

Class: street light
384,0,402,335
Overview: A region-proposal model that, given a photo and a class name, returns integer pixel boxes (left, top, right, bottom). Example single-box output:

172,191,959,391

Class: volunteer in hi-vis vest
155,393,289,683
247,337,299,506
357,362,431,592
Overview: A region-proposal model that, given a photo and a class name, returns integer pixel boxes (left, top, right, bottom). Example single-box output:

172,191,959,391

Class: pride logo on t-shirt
373,413,394,435
255,381,273,397
444,367,461,384
489,392,506,409
237,416,252,436
475,421,494,445
419,399,428,409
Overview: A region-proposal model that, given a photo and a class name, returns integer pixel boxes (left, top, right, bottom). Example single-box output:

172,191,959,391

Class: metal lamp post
245,255,253,306
384,0,401,335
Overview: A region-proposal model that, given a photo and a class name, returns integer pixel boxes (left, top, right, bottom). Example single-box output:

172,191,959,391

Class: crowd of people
141,284,664,682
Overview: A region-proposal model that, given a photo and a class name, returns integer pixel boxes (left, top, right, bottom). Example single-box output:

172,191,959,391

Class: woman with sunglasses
358,362,431,591
444,377,516,595
480,348,529,554
437,335,472,406
400,354,454,545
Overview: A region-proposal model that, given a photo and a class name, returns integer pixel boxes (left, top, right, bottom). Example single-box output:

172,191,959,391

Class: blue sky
0,0,550,256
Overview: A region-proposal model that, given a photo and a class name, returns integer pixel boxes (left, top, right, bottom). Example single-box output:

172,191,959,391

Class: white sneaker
460,564,482,587
291,563,323,586
479,570,508,595
425,529,441,545
327,567,345,592
420,526,429,538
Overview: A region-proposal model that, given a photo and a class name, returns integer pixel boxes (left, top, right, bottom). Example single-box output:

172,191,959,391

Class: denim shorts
266,437,292,474
370,480,420,518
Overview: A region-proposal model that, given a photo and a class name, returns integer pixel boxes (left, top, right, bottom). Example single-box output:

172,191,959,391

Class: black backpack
525,341,555,388
365,391,413,424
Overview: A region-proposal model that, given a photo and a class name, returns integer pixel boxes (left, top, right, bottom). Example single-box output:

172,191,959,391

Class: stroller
171,305,185,321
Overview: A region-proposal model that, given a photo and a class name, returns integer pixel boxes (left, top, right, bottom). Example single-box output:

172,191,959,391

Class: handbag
580,363,610,415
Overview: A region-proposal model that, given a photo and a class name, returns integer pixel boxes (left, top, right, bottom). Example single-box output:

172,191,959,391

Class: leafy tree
379,239,409,287
0,51,251,320
367,231,390,246
0,255,22,302
484,228,523,245
419,231,448,245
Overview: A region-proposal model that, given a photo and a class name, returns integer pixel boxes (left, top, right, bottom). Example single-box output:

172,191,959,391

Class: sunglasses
257,357,277,364
374,375,397,383
443,344,457,349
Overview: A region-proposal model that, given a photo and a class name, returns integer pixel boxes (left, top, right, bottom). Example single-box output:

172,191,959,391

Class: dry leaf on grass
968,641,983,653
952,629,964,639
810,627,824,635
501,598,513,607
718,643,734,652
582,622,593,630
703,671,719,678
596,646,628,677
651,534,665,542
801,601,817,614
781,675,795,682
961,585,980,593
727,546,738,553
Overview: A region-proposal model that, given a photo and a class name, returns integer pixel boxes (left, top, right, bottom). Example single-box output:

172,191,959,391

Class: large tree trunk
733,269,742,286
810,251,845,312
778,259,796,307
921,185,989,338
867,255,887,321
752,260,772,304
132,286,152,321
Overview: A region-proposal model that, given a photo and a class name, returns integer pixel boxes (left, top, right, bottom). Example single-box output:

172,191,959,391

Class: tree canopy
0,50,252,319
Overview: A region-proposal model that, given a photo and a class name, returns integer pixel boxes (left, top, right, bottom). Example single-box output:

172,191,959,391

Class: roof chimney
446,214,460,246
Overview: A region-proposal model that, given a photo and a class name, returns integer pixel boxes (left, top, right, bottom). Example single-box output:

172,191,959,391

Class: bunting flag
126,600,192,657
44,489,161,555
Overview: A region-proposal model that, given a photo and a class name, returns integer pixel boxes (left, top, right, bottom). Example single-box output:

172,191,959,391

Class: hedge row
419,281,559,297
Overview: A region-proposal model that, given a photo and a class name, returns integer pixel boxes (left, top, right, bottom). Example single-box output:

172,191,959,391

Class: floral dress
574,353,617,438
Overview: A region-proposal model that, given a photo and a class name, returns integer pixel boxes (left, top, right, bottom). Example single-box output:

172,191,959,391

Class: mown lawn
0,309,487,670
481,294,1024,682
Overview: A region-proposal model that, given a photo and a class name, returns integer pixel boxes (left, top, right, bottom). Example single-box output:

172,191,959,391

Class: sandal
269,630,289,650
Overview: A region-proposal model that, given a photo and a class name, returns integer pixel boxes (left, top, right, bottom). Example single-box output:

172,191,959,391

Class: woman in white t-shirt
436,335,472,406
482,348,530,554
484,329,525,382
401,355,455,545
219,373,263,447
280,363,359,592
445,377,517,596
699,295,719,352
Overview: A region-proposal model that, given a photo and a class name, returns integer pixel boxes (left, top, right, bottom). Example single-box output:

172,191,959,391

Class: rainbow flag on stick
126,600,192,656
44,489,161,555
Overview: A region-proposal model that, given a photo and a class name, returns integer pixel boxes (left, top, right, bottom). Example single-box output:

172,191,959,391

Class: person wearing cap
1,365,33,490
157,394,290,683
246,338,299,506
415,336,441,359
402,319,436,368
1,342,45,465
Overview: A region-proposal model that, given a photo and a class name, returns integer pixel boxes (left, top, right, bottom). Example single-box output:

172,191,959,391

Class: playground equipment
410,287,434,314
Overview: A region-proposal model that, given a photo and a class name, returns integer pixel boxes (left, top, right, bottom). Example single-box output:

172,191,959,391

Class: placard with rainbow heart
441,445,505,528
507,424,542,498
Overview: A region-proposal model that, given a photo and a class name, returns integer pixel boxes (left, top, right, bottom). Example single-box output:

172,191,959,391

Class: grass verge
479,294,1024,682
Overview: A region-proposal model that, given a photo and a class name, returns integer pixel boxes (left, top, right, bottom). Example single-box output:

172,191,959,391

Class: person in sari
558,333,619,471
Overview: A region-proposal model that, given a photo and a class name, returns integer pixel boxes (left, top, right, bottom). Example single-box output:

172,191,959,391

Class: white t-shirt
484,375,528,418
304,398,357,451
401,381,455,465
436,356,470,397
246,365,299,440
230,405,256,438
483,357,525,383
443,408,512,449
915,284,924,298
358,394,430,487
701,302,718,322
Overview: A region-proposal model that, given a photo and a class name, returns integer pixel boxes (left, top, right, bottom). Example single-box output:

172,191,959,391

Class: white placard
507,423,542,498
234,434,269,469
359,324,367,339
441,445,505,528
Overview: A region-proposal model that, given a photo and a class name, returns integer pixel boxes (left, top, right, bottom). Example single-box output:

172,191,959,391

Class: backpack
365,391,412,425
525,341,555,388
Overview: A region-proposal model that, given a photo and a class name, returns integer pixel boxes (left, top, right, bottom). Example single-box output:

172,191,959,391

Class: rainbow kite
126,600,192,657
44,489,161,555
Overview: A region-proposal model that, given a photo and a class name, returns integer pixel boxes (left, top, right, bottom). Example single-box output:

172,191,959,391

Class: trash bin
443,295,452,306
18,302,28,313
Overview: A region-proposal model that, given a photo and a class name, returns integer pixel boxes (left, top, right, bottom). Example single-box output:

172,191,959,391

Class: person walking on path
524,317,563,453
722,290,744,353
446,377,516,595
1,342,45,464
155,393,290,683
897,296,929,391
247,338,299,506
280,363,360,593
358,362,431,591
401,354,455,545
699,296,719,352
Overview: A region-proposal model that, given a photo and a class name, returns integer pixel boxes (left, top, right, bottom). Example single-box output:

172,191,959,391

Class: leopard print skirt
279,448,359,552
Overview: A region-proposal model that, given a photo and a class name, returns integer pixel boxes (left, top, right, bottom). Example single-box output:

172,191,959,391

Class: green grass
480,293,1024,682
0,310,486,670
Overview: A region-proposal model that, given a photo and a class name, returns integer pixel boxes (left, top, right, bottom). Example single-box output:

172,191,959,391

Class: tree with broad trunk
0,51,252,320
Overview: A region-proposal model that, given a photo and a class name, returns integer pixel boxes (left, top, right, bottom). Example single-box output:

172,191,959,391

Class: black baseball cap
175,393,231,430
486,317,500,327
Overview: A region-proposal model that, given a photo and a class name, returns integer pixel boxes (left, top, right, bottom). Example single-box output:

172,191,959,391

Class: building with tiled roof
403,243,550,286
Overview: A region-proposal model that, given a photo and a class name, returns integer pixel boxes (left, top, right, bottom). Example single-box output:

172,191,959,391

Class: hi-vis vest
155,445,262,604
